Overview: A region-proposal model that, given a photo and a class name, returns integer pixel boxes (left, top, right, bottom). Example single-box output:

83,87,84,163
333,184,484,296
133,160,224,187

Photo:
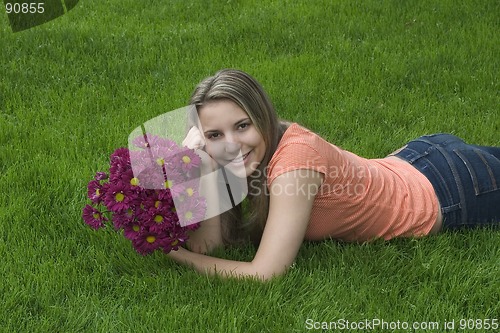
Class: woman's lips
229,150,251,164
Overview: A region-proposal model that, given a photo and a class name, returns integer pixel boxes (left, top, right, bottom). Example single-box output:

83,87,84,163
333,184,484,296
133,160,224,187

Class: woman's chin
219,160,247,178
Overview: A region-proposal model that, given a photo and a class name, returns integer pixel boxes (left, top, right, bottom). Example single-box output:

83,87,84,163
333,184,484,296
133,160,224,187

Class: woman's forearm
167,247,270,281
199,169,222,218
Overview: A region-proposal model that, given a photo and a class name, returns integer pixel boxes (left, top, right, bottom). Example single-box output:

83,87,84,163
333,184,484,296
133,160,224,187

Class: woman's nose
224,141,241,155
220,133,239,154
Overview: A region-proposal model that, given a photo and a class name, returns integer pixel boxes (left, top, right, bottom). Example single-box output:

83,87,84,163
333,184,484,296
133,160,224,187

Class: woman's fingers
196,149,218,173
182,126,205,149
182,127,217,172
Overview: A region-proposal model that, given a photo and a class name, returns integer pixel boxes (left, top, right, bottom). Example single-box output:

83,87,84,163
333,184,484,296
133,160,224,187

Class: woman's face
198,99,266,177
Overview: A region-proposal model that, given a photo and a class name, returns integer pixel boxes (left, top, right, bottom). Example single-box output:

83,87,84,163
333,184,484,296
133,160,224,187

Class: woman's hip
392,133,500,230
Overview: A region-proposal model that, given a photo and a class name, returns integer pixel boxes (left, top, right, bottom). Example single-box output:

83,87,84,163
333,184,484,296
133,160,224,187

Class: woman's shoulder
268,123,333,183
279,123,323,147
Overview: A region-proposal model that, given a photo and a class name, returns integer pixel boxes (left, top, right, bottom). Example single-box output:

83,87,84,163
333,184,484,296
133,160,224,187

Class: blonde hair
189,69,289,246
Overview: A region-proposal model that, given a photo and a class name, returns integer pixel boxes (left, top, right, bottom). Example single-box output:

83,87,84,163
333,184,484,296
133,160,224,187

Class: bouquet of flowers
82,134,206,255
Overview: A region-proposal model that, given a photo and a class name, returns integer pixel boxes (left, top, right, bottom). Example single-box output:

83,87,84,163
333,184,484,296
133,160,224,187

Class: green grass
1,0,499,332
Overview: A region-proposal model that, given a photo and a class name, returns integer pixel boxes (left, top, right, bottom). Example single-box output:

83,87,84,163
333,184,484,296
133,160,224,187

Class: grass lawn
1,0,499,332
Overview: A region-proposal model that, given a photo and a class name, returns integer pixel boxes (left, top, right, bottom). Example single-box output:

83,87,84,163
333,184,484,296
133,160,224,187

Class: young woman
167,69,500,281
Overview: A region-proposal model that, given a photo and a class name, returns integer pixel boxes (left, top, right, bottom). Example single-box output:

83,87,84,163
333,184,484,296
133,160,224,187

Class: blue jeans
393,134,500,230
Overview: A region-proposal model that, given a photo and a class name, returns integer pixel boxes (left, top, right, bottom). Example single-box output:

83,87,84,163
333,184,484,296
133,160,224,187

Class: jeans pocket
402,147,433,164
453,149,500,195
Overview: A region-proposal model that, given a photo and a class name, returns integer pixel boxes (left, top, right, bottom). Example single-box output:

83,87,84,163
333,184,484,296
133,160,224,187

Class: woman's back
267,123,439,241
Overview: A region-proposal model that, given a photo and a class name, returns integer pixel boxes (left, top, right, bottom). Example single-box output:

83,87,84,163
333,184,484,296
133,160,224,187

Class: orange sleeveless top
266,123,439,242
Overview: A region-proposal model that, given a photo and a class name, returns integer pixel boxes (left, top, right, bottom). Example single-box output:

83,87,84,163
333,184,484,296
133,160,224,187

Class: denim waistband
393,133,500,229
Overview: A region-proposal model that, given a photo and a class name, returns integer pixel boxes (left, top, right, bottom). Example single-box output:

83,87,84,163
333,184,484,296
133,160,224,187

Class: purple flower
112,208,135,229
132,134,177,151
87,180,105,204
94,172,108,181
172,178,201,202
82,134,206,255
111,147,130,161
115,168,136,186
134,164,166,190
157,188,173,203
123,222,142,240
161,227,188,253
176,195,206,227
103,181,136,213
161,148,202,182
109,148,131,181
139,190,172,212
82,205,107,230
167,179,185,198
132,230,164,255
148,209,178,233
177,148,201,172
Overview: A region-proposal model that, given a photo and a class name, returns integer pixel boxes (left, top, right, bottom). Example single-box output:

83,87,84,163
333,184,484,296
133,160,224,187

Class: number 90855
5,2,45,14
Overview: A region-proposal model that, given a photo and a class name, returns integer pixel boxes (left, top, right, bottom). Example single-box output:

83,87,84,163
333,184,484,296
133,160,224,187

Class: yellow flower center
92,213,100,219
182,155,191,164
154,215,163,224
130,177,140,186
115,192,125,202
171,240,179,246
164,180,173,189
156,158,165,166
154,200,161,208
186,188,194,196
132,224,140,232
95,188,100,196
185,211,193,220
146,235,156,244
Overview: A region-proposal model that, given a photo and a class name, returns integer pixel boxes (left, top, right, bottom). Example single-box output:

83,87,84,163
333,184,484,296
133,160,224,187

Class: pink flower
176,195,206,227
167,179,185,198
177,148,202,172
132,134,177,151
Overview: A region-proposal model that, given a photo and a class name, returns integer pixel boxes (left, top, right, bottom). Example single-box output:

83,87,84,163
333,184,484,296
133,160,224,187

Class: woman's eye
238,123,250,130
207,133,221,140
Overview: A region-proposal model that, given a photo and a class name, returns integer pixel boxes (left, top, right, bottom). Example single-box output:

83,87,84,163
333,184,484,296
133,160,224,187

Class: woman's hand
183,126,218,173
167,246,189,260
182,126,206,150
